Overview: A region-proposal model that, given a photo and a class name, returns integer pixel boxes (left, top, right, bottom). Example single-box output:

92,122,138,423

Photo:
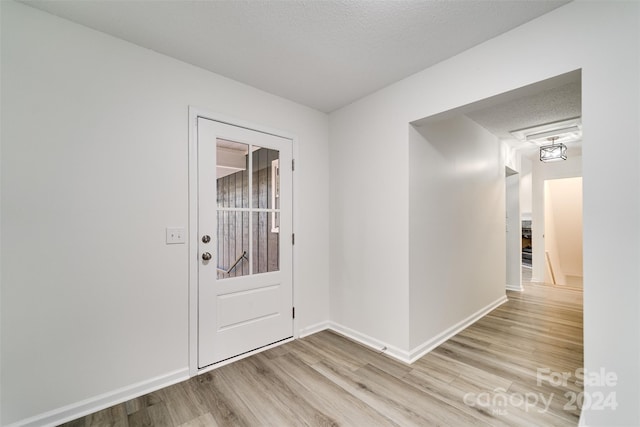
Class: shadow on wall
408,115,506,348
416,118,497,175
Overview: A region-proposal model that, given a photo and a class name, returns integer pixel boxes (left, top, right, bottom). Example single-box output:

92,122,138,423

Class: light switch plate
166,227,186,244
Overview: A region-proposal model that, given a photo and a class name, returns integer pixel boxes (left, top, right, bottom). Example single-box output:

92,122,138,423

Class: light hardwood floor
61,278,583,426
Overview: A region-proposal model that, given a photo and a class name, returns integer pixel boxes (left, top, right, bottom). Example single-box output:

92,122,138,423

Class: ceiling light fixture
510,117,582,146
525,125,580,142
539,136,567,162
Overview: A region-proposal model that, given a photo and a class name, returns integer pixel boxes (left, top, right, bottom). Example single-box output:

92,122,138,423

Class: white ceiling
466,82,581,142
22,0,570,113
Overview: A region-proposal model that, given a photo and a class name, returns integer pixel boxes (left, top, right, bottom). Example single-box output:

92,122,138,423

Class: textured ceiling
466,82,582,140
411,70,582,158
22,0,570,112
466,72,582,157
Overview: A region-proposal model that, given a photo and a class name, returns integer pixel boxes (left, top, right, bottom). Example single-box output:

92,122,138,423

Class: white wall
520,156,533,219
330,2,639,425
408,117,507,350
0,1,330,425
545,177,583,284
503,143,522,291
543,181,564,284
328,97,411,353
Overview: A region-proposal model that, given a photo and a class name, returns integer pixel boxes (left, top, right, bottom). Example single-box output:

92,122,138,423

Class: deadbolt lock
202,235,211,243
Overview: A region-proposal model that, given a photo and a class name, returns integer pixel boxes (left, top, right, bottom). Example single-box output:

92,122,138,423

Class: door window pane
251,147,280,209
252,212,279,274
217,139,249,209
216,140,280,279
217,211,249,279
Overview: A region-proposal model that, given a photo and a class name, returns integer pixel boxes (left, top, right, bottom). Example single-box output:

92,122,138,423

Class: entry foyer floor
62,277,583,426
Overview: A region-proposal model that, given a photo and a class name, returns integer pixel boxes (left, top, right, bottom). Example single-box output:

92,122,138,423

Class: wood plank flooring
61,279,583,426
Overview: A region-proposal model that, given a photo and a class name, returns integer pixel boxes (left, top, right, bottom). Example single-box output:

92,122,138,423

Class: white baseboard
407,295,507,363
506,283,524,291
578,407,586,426
321,296,508,365
327,322,411,363
6,368,189,427
10,296,508,426
298,320,330,338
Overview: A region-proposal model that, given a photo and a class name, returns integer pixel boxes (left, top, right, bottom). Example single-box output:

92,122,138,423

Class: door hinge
292,159,295,171
292,233,295,245
292,307,295,319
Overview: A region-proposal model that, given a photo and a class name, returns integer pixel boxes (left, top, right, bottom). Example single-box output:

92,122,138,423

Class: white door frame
505,167,522,291
188,107,298,376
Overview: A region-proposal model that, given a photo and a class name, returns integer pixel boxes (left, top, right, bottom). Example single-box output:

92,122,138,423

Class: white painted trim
578,407,586,426
187,106,298,374
9,293,507,426
328,322,411,363
298,320,330,338
320,296,507,364
188,107,199,377
6,369,189,427
291,133,299,340
506,284,524,291
406,295,508,363
189,108,298,142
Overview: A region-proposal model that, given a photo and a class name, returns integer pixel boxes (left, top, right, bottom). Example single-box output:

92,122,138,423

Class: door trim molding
188,107,297,377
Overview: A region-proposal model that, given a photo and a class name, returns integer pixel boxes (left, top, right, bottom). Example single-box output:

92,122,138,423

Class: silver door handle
202,252,212,261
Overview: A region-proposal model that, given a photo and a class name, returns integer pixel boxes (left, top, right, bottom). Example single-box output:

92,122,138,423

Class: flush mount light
526,125,580,142
539,136,567,162
510,117,582,146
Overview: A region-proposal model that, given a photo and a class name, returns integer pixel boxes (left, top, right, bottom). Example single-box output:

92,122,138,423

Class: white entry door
197,117,293,368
